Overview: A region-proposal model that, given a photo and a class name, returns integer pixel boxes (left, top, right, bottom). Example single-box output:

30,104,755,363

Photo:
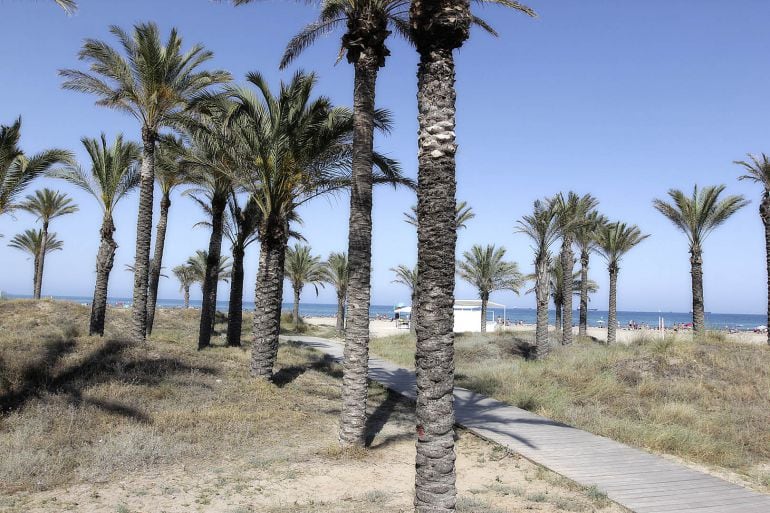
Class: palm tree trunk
762,194,770,346
339,57,378,447
292,285,301,330
146,191,171,336
32,253,39,295
336,292,345,333
198,194,226,350
34,221,49,299
227,242,245,347
410,291,418,335
413,43,464,513
251,222,288,379
89,214,117,336
480,294,488,333
690,247,706,338
578,250,589,338
131,128,156,343
534,256,550,358
607,264,618,344
555,301,562,332
183,286,190,309
561,240,575,345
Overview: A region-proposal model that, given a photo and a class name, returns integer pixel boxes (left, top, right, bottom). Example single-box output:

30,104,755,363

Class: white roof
394,306,412,314
454,299,506,309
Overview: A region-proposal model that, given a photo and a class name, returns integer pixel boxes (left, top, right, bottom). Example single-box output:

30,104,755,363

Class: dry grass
0,300,623,513
371,330,770,491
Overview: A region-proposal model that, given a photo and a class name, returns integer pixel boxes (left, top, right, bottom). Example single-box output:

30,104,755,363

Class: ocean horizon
2,293,765,331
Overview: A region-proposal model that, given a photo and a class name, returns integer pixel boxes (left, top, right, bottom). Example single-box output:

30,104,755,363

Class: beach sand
303,316,769,344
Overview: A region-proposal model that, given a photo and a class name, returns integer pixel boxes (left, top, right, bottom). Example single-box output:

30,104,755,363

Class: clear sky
1,0,769,314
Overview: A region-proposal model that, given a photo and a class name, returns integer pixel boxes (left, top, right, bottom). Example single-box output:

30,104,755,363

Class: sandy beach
303,316,769,344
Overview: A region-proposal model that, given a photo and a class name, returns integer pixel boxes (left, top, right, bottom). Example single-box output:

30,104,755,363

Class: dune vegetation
370,331,770,492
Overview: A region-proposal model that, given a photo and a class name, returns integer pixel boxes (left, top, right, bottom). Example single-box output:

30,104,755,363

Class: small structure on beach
453,299,507,333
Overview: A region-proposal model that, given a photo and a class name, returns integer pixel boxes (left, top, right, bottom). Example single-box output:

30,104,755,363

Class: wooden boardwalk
285,335,770,513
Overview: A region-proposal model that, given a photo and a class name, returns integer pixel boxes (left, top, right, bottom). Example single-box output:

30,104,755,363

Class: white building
453,299,507,333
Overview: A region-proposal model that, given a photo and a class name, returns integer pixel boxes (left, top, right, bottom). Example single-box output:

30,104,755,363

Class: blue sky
1,0,768,314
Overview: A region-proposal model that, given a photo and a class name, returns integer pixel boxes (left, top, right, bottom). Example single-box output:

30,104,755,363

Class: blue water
3,294,765,331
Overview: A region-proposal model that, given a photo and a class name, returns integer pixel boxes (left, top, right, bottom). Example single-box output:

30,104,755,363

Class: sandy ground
304,316,768,344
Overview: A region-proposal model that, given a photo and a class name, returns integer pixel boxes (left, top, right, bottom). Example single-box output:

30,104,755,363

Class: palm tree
595,222,649,344
735,154,770,345
223,71,404,380
575,210,607,338
543,263,596,333
172,264,197,309
60,22,230,343
54,134,140,335
409,1,535,506
404,200,475,229
390,264,417,334
284,244,326,330
516,199,558,356
324,252,349,334
146,137,188,336
654,185,747,337
1,118,73,218
187,249,232,292
553,192,598,345
457,244,524,333
19,188,78,298
8,229,63,293
54,0,77,13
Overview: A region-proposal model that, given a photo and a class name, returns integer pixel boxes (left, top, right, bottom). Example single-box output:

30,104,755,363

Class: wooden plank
283,335,770,513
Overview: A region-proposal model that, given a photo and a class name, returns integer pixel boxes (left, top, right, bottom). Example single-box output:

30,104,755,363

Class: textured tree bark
146,191,171,336
690,248,705,338
480,294,488,333
339,56,378,447
534,256,550,358
226,243,245,347
555,301,562,332
89,214,117,336
578,250,589,338
131,128,156,343
292,286,301,330
198,194,226,350
33,220,49,299
413,46,462,513
251,223,288,379
762,194,770,346
410,290,418,336
335,293,346,333
32,253,40,296
560,240,575,345
183,286,190,309
607,264,618,344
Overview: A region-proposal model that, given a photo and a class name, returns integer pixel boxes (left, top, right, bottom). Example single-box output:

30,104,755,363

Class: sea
3,293,765,332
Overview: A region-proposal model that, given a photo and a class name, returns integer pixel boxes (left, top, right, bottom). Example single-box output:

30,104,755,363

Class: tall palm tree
54,134,140,335
390,263,417,334
543,263,595,333
172,264,197,309
1,118,73,218
595,222,649,344
735,154,770,345
19,188,78,299
186,249,232,294
404,200,475,229
233,0,407,449
457,244,524,333
223,71,404,380
146,137,188,336
516,198,558,356
409,1,535,507
553,192,598,345
654,185,747,337
324,252,349,334
574,209,607,338
284,244,326,330
60,22,230,343
8,229,63,293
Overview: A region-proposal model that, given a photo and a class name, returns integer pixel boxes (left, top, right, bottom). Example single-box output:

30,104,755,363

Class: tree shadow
1,336,216,423
272,352,341,388
365,389,404,447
